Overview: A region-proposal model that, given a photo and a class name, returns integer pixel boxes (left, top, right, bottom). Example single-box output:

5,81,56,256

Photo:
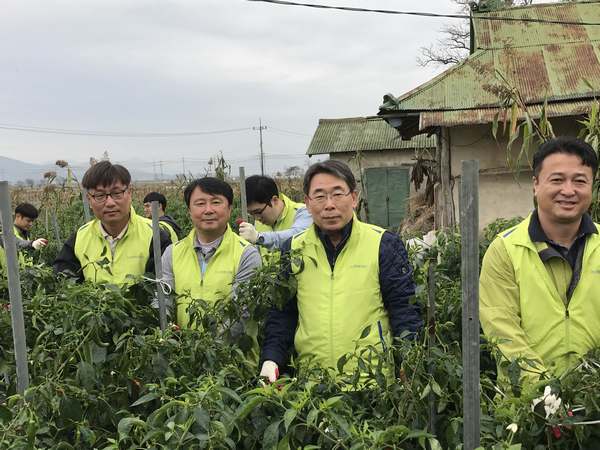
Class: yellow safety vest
160,221,179,244
499,215,600,375
74,208,154,285
291,219,391,374
172,225,249,328
255,193,304,234
0,245,6,272
13,226,26,241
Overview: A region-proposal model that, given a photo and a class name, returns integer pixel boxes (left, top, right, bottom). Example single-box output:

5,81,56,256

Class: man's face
248,198,278,226
143,202,164,219
534,152,593,226
14,214,34,231
188,187,232,235
305,173,357,232
87,181,132,227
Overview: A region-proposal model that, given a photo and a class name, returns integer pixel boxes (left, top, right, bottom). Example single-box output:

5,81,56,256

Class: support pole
151,201,167,331
427,259,437,439
460,160,480,450
51,211,61,243
239,166,248,223
81,189,91,222
0,181,30,394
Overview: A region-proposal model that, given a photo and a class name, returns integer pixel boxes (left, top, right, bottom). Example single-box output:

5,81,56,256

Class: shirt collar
194,233,224,252
99,222,128,241
315,218,353,248
529,209,597,244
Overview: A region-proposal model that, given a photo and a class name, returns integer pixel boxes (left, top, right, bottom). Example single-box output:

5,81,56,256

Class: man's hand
32,238,48,250
259,360,279,383
239,222,259,244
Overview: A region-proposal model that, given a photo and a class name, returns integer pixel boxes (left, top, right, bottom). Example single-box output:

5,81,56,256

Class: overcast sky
0,0,458,176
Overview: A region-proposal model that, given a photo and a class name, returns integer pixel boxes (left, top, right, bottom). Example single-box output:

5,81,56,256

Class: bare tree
417,0,534,67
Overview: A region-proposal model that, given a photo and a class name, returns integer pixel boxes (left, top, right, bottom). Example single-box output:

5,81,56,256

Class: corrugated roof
379,1,600,134
306,117,435,156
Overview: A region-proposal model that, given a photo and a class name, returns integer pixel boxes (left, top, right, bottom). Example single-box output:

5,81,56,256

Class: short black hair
82,161,131,190
246,175,279,204
143,192,167,210
15,203,39,219
184,177,234,207
303,160,357,195
533,137,598,178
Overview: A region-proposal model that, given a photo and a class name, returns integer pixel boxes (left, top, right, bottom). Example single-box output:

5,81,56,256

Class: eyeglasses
308,190,352,205
88,188,128,204
248,203,270,216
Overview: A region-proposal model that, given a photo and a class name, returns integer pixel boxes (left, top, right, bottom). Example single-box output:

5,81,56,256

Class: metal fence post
151,201,167,331
0,181,30,394
239,167,248,222
81,188,91,222
427,259,437,439
460,160,480,450
51,211,61,243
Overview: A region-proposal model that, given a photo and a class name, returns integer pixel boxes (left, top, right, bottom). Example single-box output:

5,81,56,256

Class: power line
247,0,600,26
269,127,311,137
0,123,252,137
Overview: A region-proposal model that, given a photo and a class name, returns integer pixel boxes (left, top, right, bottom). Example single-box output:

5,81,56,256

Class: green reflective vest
291,219,391,372
255,194,303,234
13,226,26,241
74,208,153,285
172,225,249,328
160,221,179,244
493,215,600,375
0,245,6,272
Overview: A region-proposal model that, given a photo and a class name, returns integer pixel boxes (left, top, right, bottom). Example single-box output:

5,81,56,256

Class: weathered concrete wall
449,118,580,228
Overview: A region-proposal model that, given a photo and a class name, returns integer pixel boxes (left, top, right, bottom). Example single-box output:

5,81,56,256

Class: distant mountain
0,156,48,183
0,156,157,184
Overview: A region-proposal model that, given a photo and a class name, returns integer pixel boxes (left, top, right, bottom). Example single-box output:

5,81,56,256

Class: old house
379,0,600,229
306,116,435,229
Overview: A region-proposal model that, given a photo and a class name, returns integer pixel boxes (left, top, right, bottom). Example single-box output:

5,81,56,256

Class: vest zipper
330,271,334,367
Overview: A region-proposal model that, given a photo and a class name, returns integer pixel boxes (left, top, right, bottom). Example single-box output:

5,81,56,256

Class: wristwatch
256,234,265,245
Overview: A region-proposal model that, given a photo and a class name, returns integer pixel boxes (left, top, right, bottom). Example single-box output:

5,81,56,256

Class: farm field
1,185,599,449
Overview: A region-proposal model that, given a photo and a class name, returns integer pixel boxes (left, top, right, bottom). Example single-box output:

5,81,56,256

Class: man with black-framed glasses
259,160,422,383
238,175,311,252
53,161,171,285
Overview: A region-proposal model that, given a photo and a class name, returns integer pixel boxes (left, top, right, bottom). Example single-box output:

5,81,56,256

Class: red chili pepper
235,218,244,226
567,410,574,417
552,425,562,439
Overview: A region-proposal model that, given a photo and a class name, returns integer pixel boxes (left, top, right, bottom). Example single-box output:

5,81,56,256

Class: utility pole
159,161,164,180
253,118,267,175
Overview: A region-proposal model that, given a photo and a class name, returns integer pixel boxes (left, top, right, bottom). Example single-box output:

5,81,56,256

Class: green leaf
428,438,443,450
235,396,266,421
283,408,297,431
262,420,281,450
324,396,343,408
117,417,146,440
0,405,13,423
419,383,431,400
130,392,160,407
430,380,442,397
194,407,210,431
359,325,372,339
306,408,319,427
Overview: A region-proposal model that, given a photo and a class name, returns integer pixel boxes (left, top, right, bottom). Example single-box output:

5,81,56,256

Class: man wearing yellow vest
53,161,171,284
480,137,600,381
13,203,48,252
238,175,312,252
259,160,422,382
142,191,183,243
161,177,261,328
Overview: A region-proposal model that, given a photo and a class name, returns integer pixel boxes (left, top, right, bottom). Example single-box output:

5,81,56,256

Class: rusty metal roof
379,1,600,135
306,117,435,156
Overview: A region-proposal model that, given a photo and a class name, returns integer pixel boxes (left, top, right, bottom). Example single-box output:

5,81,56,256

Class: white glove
239,222,259,244
259,360,279,383
32,238,48,250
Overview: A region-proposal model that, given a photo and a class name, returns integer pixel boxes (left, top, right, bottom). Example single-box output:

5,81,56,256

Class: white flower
506,423,518,434
110,370,116,376
531,385,562,418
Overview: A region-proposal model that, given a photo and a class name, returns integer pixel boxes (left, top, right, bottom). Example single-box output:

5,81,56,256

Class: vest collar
274,193,293,228
509,213,600,254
